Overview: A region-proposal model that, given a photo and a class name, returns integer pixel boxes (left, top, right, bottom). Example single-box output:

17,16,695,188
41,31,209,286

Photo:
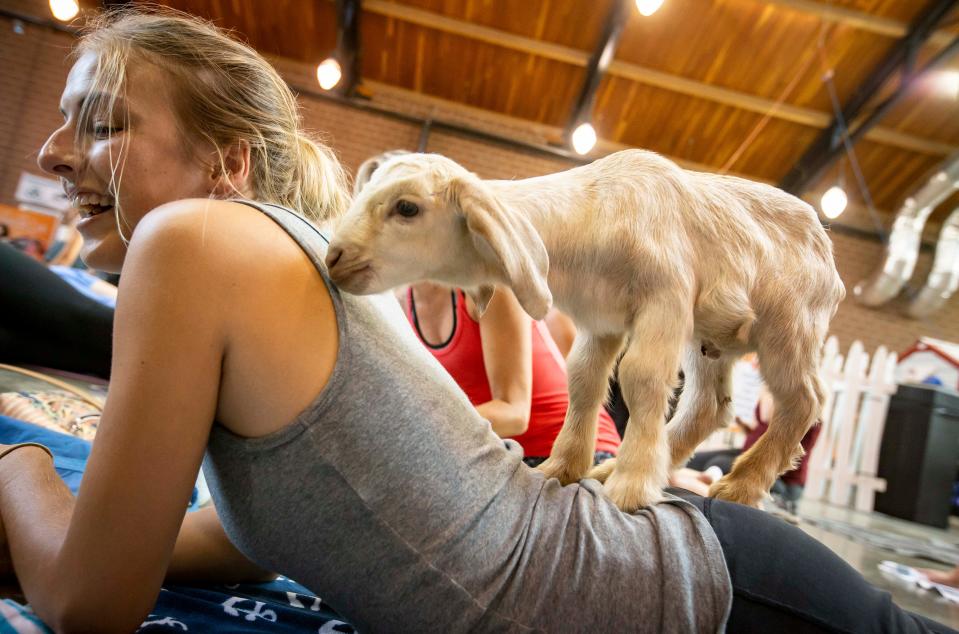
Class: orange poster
0,203,60,261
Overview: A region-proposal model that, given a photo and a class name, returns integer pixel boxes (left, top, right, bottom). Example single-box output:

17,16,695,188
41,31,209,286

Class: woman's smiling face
38,52,214,272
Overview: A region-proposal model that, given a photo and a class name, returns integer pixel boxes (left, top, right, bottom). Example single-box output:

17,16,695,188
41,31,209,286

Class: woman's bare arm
474,288,533,438
0,202,257,632
543,309,577,359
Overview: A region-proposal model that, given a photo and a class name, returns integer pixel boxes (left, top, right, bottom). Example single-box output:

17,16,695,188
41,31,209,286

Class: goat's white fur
328,150,845,511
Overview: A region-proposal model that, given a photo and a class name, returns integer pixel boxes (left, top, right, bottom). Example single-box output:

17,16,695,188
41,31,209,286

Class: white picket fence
804,337,899,512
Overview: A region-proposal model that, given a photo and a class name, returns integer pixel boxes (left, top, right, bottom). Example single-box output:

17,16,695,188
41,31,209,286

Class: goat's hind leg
667,345,737,469
537,332,625,485
602,303,688,512
710,328,824,507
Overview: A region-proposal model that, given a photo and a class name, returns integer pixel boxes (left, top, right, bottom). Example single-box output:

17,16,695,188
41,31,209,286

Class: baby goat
326,150,845,512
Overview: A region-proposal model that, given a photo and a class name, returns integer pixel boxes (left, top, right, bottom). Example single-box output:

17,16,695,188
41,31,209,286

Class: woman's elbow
510,407,531,436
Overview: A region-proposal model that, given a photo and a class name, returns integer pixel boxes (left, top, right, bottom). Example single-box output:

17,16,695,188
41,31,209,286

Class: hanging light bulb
571,122,597,155
820,185,848,219
937,70,959,100
316,58,342,91
49,0,79,21
635,0,665,16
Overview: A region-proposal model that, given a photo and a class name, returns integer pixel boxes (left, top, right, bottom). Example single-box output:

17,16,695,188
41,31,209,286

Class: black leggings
672,489,956,633
0,242,113,379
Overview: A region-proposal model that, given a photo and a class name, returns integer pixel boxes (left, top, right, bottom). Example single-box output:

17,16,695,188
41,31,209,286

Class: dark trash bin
875,384,959,528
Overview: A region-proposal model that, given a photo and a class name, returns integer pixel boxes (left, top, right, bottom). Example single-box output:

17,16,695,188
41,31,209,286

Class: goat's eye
395,200,420,218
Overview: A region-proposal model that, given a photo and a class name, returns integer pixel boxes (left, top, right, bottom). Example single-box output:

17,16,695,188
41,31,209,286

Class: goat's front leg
537,332,625,485
602,303,688,512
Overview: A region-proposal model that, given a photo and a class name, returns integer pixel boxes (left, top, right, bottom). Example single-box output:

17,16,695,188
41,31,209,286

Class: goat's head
327,153,552,318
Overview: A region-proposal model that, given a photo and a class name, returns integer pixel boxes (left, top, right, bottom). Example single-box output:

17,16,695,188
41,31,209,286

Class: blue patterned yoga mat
0,416,357,632
3,577,354,633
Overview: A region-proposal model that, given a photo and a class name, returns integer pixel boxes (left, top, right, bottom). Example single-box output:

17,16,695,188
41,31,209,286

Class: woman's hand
668,468,715,496
917,565,959,588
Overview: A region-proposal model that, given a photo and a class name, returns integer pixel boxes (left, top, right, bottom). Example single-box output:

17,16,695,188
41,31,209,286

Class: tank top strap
408,286,463,350
232,199,330,262
230,199,346,318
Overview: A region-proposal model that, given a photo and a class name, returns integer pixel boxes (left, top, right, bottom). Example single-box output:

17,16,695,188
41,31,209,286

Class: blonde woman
0,9,951,634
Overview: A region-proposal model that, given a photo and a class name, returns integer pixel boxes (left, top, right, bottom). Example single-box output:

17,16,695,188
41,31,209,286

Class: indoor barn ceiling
6,0,959,239
145,0,959,240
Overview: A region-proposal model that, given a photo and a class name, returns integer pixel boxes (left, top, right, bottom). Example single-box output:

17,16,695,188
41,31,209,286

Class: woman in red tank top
404,282,620,466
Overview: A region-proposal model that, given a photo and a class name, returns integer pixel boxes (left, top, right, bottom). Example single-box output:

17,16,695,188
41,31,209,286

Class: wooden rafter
762,0,956,49
361,77,769,180
361,0,957,157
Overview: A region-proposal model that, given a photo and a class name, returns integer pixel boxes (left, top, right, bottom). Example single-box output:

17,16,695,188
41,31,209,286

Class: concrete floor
796,498,959,629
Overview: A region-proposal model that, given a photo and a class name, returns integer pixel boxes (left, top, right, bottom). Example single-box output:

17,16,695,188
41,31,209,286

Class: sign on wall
14,172,69,213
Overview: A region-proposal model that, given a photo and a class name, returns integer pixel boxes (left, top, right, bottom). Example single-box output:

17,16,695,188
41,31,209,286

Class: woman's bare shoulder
131,199,286,253
117,198,339,435
119,198,330,330
124,199,318,284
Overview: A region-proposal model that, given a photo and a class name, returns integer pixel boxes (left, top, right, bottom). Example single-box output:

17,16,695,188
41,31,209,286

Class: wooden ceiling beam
761,0,957,49
780,0,959,195
361,0,956,157
363,0,588,65
357,78,762,180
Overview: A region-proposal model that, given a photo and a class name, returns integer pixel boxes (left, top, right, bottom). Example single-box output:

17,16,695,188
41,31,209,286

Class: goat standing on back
326,150,845,512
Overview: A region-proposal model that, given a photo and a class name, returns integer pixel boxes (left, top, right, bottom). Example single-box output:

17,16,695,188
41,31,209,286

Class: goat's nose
325,246,344,273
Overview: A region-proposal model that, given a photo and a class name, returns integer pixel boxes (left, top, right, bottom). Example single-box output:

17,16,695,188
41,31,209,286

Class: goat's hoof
603,471,665,512
585,458,616,483
536,456,590,485
708,476,764,508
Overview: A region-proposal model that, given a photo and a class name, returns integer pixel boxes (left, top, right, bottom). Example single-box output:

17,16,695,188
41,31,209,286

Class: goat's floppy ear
353,159,379,196
448,176,552,319
465,285,496,316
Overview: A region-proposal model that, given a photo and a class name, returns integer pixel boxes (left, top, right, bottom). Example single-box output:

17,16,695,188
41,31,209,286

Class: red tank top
407,289,620,458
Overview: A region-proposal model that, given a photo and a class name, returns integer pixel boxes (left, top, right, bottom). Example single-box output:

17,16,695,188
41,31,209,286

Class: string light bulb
49,0,79,21
820,185,848,219
571,122,597,155
635,0,665,16
316,58,342,91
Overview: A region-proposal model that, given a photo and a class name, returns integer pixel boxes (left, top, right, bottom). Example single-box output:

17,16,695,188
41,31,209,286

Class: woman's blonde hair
75,7,350,225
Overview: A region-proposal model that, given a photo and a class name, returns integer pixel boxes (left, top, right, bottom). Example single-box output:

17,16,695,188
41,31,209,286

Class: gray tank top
203,201,731,633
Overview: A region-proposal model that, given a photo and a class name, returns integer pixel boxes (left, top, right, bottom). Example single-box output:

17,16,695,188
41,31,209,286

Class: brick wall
3,14,958,356
827,231,959,354
0,20,75,208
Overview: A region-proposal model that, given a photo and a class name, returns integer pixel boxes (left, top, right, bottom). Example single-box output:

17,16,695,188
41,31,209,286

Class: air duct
907,207,959,318
852,154,959,307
